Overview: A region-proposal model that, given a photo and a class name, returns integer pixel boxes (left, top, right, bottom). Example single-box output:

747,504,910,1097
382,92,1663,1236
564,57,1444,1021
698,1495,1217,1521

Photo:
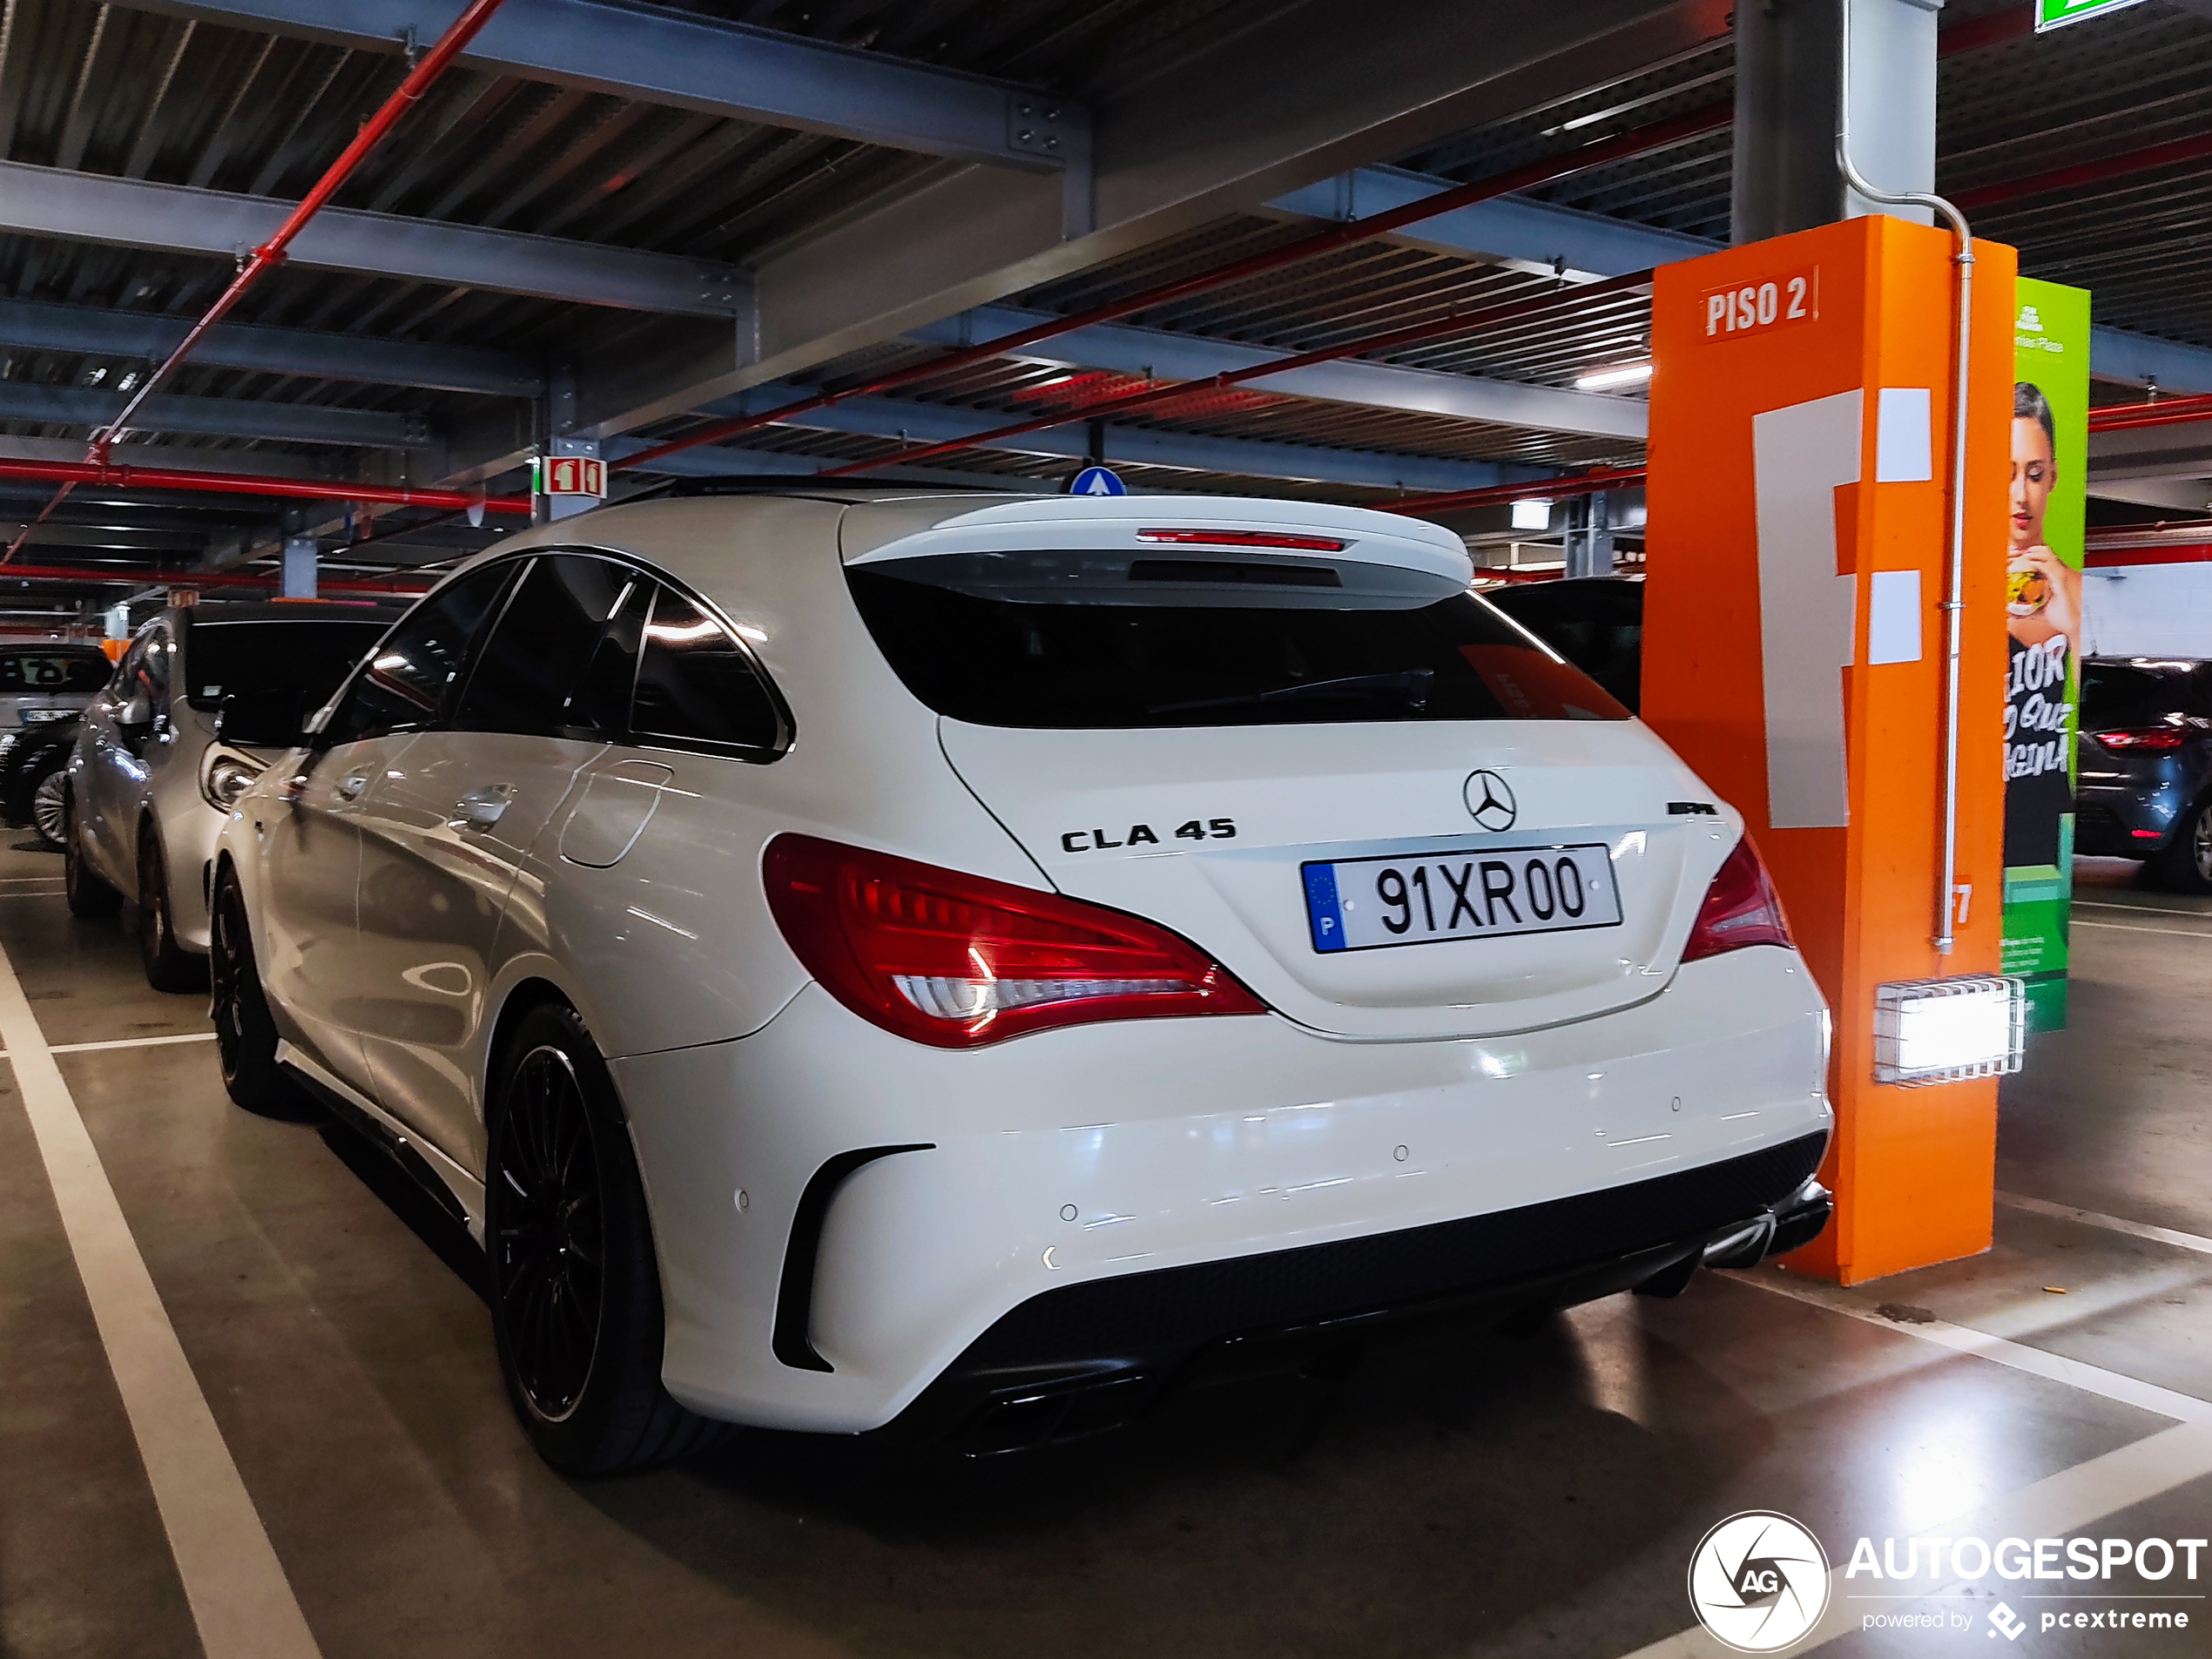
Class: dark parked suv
2075,656,2212,891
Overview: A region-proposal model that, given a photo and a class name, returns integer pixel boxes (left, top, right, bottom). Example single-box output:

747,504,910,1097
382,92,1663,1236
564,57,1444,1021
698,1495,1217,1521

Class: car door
80,625,172,889
352,553,632,1169
261,563,519,1092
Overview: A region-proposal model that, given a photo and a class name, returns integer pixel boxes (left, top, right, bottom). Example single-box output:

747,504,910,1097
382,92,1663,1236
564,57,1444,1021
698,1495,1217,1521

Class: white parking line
0,1032,220,1059
1998,1190,2212,1258
0,936,321,1659
2073,900,2212,921
2071,918,2212,940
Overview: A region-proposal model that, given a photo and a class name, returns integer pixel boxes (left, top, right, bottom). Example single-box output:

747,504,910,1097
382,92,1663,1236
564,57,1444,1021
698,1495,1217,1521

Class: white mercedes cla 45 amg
210,486,1832,1473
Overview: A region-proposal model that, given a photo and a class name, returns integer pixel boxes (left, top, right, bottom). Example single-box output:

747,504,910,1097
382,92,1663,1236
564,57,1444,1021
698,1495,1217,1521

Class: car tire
30,768,68,848
208,867,317,1121
2155,796,2212,894
485,1001,726,1475
138,828,207,993
63,788,123,917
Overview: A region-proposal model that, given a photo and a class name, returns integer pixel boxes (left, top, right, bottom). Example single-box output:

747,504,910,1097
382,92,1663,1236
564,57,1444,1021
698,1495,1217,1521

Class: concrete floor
1,839,2205,1659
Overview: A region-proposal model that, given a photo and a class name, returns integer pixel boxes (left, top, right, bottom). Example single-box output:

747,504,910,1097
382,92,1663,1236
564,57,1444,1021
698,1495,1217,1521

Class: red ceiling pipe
1953,130,2212,214
0,456,529,515
0,562,429,595
617,105,1729,475
2087,392,2212,434
4,0,512,562
1384,465,1648,518
815,269,1657,478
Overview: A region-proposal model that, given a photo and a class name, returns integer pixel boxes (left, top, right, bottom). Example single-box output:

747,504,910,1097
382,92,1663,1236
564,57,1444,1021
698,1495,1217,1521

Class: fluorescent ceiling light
1575,361,1654,391
1510,498,1551,530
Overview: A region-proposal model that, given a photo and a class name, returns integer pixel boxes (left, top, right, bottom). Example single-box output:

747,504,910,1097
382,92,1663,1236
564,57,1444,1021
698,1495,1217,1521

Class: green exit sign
2035,0,2149,31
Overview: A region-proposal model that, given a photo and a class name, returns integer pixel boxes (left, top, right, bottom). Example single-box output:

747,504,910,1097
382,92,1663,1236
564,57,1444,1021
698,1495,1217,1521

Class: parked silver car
64,601,397,989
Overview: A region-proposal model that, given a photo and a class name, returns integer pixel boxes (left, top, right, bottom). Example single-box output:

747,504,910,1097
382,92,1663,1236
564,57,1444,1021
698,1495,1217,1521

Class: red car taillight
763,834,1265,1048
2093,726,2186,751
1683,835,1795,962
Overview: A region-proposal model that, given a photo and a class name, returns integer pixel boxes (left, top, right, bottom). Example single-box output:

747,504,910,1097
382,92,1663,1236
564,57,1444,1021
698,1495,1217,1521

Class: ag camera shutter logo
1688,1511,1831,1652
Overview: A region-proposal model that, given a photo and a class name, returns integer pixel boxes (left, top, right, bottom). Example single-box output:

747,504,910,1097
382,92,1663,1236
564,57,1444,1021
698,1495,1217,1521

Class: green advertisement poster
2002,279,2090,1030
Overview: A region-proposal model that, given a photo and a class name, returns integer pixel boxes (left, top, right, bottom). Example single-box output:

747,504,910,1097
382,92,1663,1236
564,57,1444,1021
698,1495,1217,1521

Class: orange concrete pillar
1642,214,2018,1285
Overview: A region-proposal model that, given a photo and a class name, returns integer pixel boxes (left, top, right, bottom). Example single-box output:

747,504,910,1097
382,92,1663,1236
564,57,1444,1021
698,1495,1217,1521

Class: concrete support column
281,534,318,600
1731,0,1941,245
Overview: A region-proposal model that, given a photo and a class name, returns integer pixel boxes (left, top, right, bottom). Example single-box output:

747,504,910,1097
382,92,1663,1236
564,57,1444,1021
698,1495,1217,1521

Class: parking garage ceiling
0,0,2207,605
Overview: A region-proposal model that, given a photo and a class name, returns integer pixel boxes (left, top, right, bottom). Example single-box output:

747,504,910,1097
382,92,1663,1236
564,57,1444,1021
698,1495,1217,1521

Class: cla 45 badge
1060,818,1237,853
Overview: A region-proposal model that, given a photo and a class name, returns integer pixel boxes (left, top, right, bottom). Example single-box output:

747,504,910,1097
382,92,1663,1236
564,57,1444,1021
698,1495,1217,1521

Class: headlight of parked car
18,708,76,723
200,748,266,811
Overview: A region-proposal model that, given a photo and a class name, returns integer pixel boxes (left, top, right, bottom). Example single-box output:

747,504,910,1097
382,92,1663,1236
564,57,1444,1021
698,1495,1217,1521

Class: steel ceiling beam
1269,168,2212,396
0,160,747,316
570,0,1731,439
0,298,543,397
900,304,1649,442
687,383,1552,495
132,0,1088,172
0,383,429,448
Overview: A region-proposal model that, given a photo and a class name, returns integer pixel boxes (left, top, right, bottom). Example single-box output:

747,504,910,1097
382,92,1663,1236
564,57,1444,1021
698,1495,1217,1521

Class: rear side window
629,586,784,753
455,555,637,737
847,552,1629,729
0,652,111,692
326,563,519,743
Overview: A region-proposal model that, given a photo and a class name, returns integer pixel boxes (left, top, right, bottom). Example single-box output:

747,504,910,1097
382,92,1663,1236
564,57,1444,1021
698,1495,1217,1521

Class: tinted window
183,619,391,713
325,563,519,744
0,652,111,692
569,578,650,737
1487,581,1644,712
847,557,1629,729
455,555,637,736
629,586,782,752
2082,662,2187,732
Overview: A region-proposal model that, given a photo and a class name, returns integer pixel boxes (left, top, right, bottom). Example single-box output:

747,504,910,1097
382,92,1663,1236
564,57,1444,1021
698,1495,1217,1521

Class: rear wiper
1150,669,1433,718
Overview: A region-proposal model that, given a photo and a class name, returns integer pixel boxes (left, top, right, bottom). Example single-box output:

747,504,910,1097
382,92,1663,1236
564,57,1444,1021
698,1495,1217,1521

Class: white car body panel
215,489,1832,1442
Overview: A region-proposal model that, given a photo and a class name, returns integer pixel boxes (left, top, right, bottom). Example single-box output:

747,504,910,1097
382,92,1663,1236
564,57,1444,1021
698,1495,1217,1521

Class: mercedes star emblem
1463,769,1518,831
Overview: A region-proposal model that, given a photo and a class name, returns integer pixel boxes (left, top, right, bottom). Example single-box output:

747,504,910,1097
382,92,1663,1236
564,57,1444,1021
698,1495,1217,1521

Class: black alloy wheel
62,787,122,917
485,1002,725,1474
209,869,315,1120
495,1043,607,1424
138,828,206,994
30,769,67,848
2155,797,2212,894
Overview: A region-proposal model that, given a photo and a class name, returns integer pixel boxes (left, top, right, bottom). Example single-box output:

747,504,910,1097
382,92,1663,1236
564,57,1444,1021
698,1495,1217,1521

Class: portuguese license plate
1301,843,1622,954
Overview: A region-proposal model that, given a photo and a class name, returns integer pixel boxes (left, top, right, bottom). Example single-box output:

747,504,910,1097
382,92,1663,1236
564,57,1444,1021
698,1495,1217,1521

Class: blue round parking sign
1067,465,1126,496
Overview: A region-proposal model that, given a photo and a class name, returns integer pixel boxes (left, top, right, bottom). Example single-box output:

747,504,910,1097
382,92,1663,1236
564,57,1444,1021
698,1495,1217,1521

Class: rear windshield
2081,662,2188,731
847,552,1629,728
184,618,391,712
0,652,111,692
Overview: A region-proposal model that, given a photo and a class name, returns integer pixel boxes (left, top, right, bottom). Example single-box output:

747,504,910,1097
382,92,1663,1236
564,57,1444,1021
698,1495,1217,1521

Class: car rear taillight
1683,835,1795,962
2093,726,2186,751
763,834,1264,1048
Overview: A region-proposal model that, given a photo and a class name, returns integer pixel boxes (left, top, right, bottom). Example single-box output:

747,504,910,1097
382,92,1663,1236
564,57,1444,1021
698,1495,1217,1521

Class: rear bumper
893,1142,1831,1453
611,944,1831,1435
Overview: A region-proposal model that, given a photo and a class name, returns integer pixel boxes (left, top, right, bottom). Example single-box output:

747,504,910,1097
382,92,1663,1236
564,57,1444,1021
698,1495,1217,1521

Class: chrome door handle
450,784,516,831
335,772,371,801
